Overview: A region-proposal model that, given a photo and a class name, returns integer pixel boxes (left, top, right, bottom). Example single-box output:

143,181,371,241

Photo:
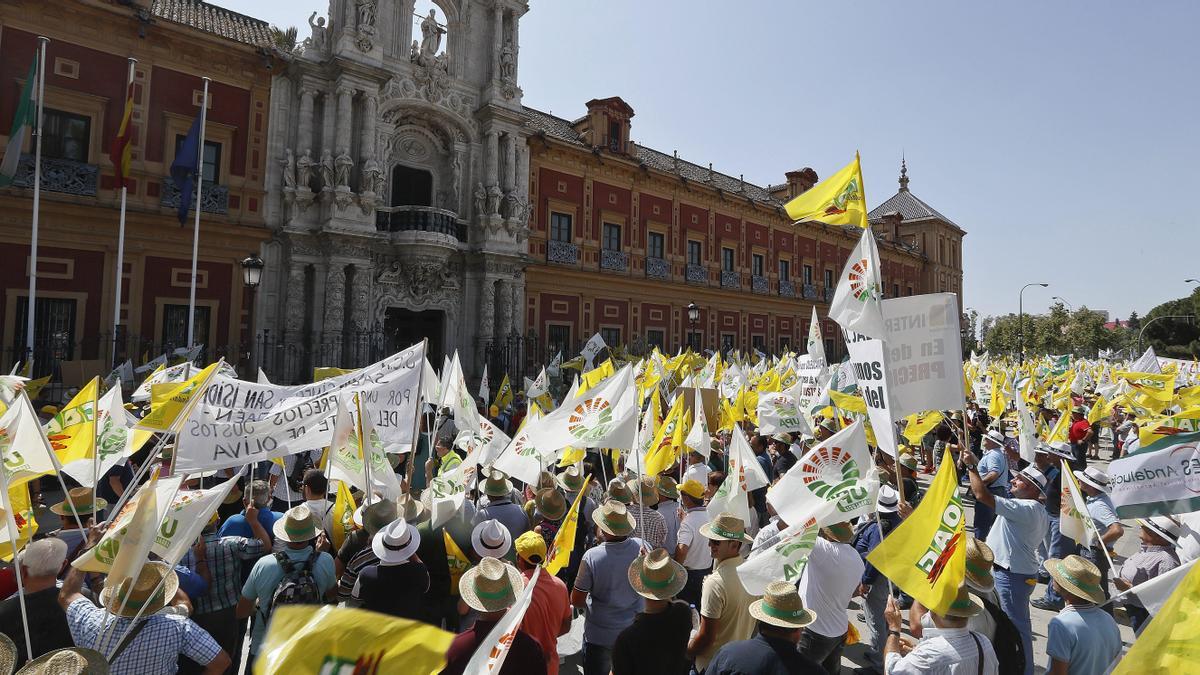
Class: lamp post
1136,314,1195,354
1018,282,1048,364
240,253,264,375
686,302,699,351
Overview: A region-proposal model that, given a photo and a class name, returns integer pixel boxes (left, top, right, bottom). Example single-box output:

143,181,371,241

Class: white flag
134,353,168,374
1123,558,1197,614
767,420,878,528
707,425,769,526
522,365,639,453
806,306,826,365
493,407,545,486
256,368,271,385
131,361,190,402
756,391,810,436
429,444,481,529
580,333,607,368
0,393,58,485
527,367,549,399
439,352,481,435
684,389,709,455
547,351,563,378
478,365,489,404
62,386,142,487
463,567,542,674
1130,346,1161,374
328,393,403,501
1060,468,1095,548
828,226,886,341
1014,391,1039,464
422,358,441,407
739,517,822,595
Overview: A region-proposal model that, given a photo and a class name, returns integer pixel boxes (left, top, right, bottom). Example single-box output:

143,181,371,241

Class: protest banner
738,516,821,595
845,331,899,457
1108,429,1200,518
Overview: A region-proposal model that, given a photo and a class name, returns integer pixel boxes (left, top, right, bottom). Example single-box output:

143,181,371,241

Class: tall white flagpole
25,37,48,375
186,77,210,351
112,57,136,367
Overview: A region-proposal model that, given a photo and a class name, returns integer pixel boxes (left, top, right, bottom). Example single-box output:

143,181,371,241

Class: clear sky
215,0,1200,321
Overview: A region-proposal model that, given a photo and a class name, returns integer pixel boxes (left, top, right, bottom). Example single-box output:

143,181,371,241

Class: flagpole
25,37,48,375
356,392,371,507
0,460,33,663
406,339,429,490
112,58,136,368
186,77,209,352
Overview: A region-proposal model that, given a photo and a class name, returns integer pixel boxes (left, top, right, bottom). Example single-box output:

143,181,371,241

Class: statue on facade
307,12,328,53
499,38,516,82
318,149,335,191
473,182,487,217
296,149,313,190
502,191,518,219
334,150,353,190
361,159,383,195
281,149,296,191
356,0,377,31
450,153,463,208
420,10,446,59
486,184,502,216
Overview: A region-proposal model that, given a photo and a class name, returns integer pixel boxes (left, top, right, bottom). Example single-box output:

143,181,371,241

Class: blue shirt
573,537,645,647
241,546,336,654
986,496,1048,575
1046,605,1121,675
219,509,284,543
978,448,1009,491
1084,494,1118,536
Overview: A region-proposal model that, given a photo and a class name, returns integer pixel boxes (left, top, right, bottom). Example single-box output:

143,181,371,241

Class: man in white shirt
883,587,999,675
683,450,709,488
796,522,864,674
674,480,711,608
268,449,322,511
300,469,335,536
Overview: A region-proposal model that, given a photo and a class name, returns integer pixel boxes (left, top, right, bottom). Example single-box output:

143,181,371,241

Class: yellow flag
1111,561,1200,673
45,377,100,465
829,389,868,415
782,152,869,229
1174,385,1200,410
138,362,219,432
330,480,357,551
988,371,1007,419
546,475,592,575
0,484,38,562
1088,395,1108,425
1116,371,1177,404
22,374,50,401
1138,408,1200,448
866,448,965,615
444,530,471,595
313,366,356,382
645,396,687,476
492,374,513,409
1045,410,1070,444
903,411,944,445
255,605,453,675
557,446,586,467
580,360,615,393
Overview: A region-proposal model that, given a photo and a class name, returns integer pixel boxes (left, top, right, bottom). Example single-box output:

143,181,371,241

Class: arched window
391,165,433,207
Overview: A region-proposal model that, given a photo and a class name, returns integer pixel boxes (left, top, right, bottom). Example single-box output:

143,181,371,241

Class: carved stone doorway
384,307,444,364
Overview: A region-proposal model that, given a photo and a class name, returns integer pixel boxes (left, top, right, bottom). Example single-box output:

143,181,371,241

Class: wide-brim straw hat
557,466,585,493
1037,443,1074,461
965,537,995,593
627,549,688,601
50,488,106,517
273,504,319,543
1074,467,1110,493
897,453,918,471
592,501,636,537
606,480,634,505
98,561,179,619
353,499,399,535
459,556,525,613
637,477,660,507
483,470,514,498
534,488,567,522
699,513,753,545
771,432,792,444
15,647,108,675
656,475,679,500
395,493,428,524
221,481,244,505
821,521,855,544
1046,555,1107,604
749,580,816,629
372,518,421,564
942,585,985,618
0,633,13,675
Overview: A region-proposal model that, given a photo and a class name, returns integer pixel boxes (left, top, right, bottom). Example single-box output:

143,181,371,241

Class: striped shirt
67,599,221,675
626,503,667,550
1119,544,1180,604
885,627,999,675
180,533,265,615
337,545,380,603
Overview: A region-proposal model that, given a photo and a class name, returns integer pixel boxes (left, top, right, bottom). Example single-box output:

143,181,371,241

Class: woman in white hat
1113,515,1182,631
350,517,427,621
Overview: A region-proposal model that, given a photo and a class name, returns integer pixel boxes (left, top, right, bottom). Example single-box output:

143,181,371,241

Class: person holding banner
1073,467,1123,609
796,522,864,674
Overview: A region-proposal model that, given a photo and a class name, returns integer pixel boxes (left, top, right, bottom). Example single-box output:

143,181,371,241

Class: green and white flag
738,516,821,595
0,57,36,188
1109,430,1200,518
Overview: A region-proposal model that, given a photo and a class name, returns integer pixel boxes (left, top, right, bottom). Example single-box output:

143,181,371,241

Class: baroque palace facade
0,0,964,386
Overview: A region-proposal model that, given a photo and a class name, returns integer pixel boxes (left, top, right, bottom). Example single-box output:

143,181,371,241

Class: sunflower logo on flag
846,257,879,302
568,397,614,442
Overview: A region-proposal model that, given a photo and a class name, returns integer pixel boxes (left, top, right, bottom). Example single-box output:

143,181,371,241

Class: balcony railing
779,279,796,298
375,205,465,240
751,275,769,294
160,176,229,215
721,270,740,290
600,249,628,272
547,240,579,265
802,284,818,300
823,286,836,302
12,155,98,196
646,257,670,280
685,264,707,285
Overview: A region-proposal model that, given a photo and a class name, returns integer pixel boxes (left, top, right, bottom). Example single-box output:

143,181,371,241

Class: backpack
286,453,314,493
980,595,1026,674
267,550,322,615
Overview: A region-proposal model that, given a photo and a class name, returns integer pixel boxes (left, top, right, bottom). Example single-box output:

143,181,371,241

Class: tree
1127,311,1141,331
961,309,980,356
1141,296,1199,358
270,25,299,53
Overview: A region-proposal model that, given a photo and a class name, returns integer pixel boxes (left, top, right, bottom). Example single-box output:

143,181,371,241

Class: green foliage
1141,292,1199,358
981,303,1126,358
270,25,299,53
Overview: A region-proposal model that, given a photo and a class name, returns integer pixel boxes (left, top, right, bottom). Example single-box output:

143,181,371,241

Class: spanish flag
783,152,869,229
109,82,135,188
867,448,965,615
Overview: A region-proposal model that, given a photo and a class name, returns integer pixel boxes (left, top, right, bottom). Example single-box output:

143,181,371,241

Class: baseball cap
679,479,705,499
515,531,547,564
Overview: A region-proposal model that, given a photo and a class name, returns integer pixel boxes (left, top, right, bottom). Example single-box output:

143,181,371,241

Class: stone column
350,265,373,331
360,93,378,160
515,143,530,222
485,131,500,187
323,262,346,338
477,276,497,369
492,6,504,81
511,12,519,76
503,133,516,193
335,86,354,152
509,274,524,336
284,263,307,335
496,278,513,340
298,87,316,154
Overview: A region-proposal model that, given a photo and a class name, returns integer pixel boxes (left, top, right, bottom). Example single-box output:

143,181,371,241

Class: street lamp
240,253,265,375
686,302,700,351
1137,314,1196,353
1018,282,1049,364
1187,278,1199,285
1051,296,1072,310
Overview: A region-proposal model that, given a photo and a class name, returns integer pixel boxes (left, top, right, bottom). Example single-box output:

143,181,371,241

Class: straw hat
1016,466,1048,495
699,513,753,545
1046,554,1107,604
627,548,687,601
940,585,984,618
0,634,13,675
821,521,855,544
396,493,428,524
1138,515,1182,544
637,477,660,508
15,647,108,675
481,469,513,498
771,432,792,444
534,488,566,522
352,499,399,535
964,537,995,593
748,580,816,629
1073,467,1110,493
897,453,918,471
1036,442,1074,461
471,519,513,559
98,561,179,618
876,485,899,514
534,471,558,491
221,481,244,505
39,405,59,416
50,488,106,517
273,504,319,543
607,480,634,505
557,466,585,493
592,501,636,537
983,430,1006,448
656,475,679,500
372,518,421,564
459,557,525,613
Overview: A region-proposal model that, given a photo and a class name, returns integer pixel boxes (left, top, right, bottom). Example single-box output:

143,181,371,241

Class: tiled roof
151,0,273,48
869,188,960,229
523,106,782,207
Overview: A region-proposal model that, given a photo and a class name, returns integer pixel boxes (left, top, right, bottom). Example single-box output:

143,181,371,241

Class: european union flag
170,114,202,226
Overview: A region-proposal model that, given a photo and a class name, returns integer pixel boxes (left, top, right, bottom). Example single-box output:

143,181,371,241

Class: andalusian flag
492,373,513,409
867,448,965,615
902,411,944,445
329,480,356,551
109,81,135,188
1111,561,1200,673
0,55,36,188
783,152,869,229
45,378,100,465
255,606,453,675
545,475,592,575
136,361,220,432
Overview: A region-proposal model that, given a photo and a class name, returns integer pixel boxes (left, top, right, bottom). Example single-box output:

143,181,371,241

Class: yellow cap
679,479,705,499
40,405,59,415
515,530,547,564
489,405,500,417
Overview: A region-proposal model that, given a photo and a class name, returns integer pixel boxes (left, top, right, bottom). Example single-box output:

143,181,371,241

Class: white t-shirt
798,536,865,638
684,462,709,488
303,498,335,536
677,506,713,571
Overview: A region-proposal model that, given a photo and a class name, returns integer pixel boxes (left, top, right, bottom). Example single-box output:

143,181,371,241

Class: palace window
779,259,790,282
803,264,813,285
600,327,621,347
722,248,735,273
752,253,764,277
174,135,221,184
550,212,572,242
547,324,572,355
162,304,210,349
42,109,90,163
646,329,665,350
824,269,834,289
648,231,665,260
602,222,621,251
688,240,702,266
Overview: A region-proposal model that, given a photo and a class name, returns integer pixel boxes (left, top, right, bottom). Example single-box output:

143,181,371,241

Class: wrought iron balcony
646,257,670,280
375,205,465,240
779,279,796,298
823,286,836,302
751,275,769,294
547,239,579,265
160,176,229,215
600,249,628,272
721,270,740,290
685,263,708,285
802,283,818,300
12,155,98,196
